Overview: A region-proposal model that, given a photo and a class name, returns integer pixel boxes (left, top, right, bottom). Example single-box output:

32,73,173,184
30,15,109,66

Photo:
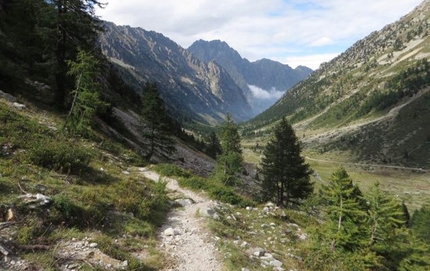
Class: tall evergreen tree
260,117,312,206
215,113,243,186
140,82,174,161
205,131,222,159
63,50,106,135
365,182,406,247
318,168,367,251
48,0,105,107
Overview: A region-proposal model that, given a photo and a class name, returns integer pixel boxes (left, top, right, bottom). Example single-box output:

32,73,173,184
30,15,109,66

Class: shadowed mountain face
99,22,253,125
188,40,313,114
244,0,430,168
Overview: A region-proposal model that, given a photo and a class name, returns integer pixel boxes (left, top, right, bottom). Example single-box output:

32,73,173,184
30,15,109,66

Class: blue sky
96,0,423,70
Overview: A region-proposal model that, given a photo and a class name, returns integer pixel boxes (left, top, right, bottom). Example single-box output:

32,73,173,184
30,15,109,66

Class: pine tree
215,113,243,186
319,167,367,251
48,0,105,107
63,50,106,135
140,82,174,161
260,117,313,206
205,132,221,159
365,182,406,247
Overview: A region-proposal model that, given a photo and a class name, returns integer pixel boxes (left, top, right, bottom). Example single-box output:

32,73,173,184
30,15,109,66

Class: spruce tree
365,182,406,247
215,113,243,186
260,117,312,206
49,0,105,107
318,168,367,250
140,82,174,161
205,131,222,159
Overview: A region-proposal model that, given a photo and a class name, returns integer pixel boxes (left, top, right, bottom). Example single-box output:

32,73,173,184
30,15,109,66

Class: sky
96,0,423,70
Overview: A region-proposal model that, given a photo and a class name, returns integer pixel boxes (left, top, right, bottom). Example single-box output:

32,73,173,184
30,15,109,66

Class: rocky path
137,168,223,271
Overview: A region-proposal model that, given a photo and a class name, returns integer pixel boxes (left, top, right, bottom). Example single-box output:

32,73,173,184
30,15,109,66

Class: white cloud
96,0,423,69
284,53,341,70
249,85,284,100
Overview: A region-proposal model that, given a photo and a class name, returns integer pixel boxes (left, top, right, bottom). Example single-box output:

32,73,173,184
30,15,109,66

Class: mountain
99,22,253,125
188,40,313,114
244,0,430,168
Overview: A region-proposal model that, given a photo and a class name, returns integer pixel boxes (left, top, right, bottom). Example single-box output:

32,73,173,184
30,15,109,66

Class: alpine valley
244,0,430,169
0,0,430,270
99,22,312,124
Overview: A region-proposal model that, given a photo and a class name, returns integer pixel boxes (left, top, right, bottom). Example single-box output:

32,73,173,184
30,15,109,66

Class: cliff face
188,39,313,114
100,22,253,125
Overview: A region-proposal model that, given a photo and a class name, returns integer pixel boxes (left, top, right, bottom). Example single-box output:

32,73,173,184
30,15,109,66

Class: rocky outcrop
100,22,253,124
188,40,313,114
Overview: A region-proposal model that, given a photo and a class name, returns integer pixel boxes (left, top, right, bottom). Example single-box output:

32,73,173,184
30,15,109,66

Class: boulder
0,90,16,102
199,207,219,219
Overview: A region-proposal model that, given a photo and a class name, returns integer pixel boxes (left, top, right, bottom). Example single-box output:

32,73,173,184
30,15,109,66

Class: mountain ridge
99,22,254,125
244,0,430,168
187,39,313,114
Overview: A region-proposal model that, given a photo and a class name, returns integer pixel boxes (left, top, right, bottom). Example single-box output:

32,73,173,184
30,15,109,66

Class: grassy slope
0,100,170,270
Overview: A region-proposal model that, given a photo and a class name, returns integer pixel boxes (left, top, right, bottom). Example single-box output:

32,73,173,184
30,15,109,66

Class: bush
29,140,92,174
153,163,192,178
178,176,210,191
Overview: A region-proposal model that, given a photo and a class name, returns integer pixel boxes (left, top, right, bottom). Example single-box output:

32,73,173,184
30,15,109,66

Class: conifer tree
215,113,243,186
260,117,312,206
49,0,105,107
64,50,105,135
411,204,430,243
140,82,174,161
319,168,367,250
205,132,222,159
365,182,406,247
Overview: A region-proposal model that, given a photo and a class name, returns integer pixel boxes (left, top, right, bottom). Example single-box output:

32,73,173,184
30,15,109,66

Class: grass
0,100,170,270
241,140,430,213
153,163,256,207
208,203,315,271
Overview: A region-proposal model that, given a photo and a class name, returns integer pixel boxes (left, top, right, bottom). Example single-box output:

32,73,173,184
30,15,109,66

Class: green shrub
153,163,192,178
29,140,91,174
178,176,210,191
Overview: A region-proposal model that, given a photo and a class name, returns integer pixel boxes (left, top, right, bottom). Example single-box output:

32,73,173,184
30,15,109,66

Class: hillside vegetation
243,0,430,168
1,0,430,270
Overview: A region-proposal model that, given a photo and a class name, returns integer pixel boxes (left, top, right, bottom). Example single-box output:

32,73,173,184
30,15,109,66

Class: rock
122,170,130,175
163,227,180,236
12,102,26,110
246,247,265,257
34,184,47,192
0,90,16,102
6,208,14,221
18,193,51,207
121,260,128,267
241,268,250,271
174,198,193,207
89,243,98,248
199,207,219,219
245,206,252,211
262,207,270,214
269,259,283,267
67,263,80,269
240,241,249,248
266,202,275,207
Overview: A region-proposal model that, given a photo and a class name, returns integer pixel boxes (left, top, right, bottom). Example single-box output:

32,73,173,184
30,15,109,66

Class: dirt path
137,168,223,271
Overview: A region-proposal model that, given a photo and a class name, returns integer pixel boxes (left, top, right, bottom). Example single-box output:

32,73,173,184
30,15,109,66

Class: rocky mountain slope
99,22,253,125
188,40,313,114
244,0,430,168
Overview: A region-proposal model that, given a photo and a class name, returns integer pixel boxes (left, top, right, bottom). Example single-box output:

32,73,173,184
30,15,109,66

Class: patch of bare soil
137,168,223,271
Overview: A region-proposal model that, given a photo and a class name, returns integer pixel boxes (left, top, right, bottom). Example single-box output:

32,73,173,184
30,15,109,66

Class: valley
1,0,429,270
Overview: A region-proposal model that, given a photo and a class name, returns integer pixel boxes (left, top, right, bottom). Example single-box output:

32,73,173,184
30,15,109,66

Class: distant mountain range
245,0,430,168
188,40,312,114
99,23,312,124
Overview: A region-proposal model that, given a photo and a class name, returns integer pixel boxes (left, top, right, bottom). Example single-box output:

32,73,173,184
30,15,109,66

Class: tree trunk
55,2,67,108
